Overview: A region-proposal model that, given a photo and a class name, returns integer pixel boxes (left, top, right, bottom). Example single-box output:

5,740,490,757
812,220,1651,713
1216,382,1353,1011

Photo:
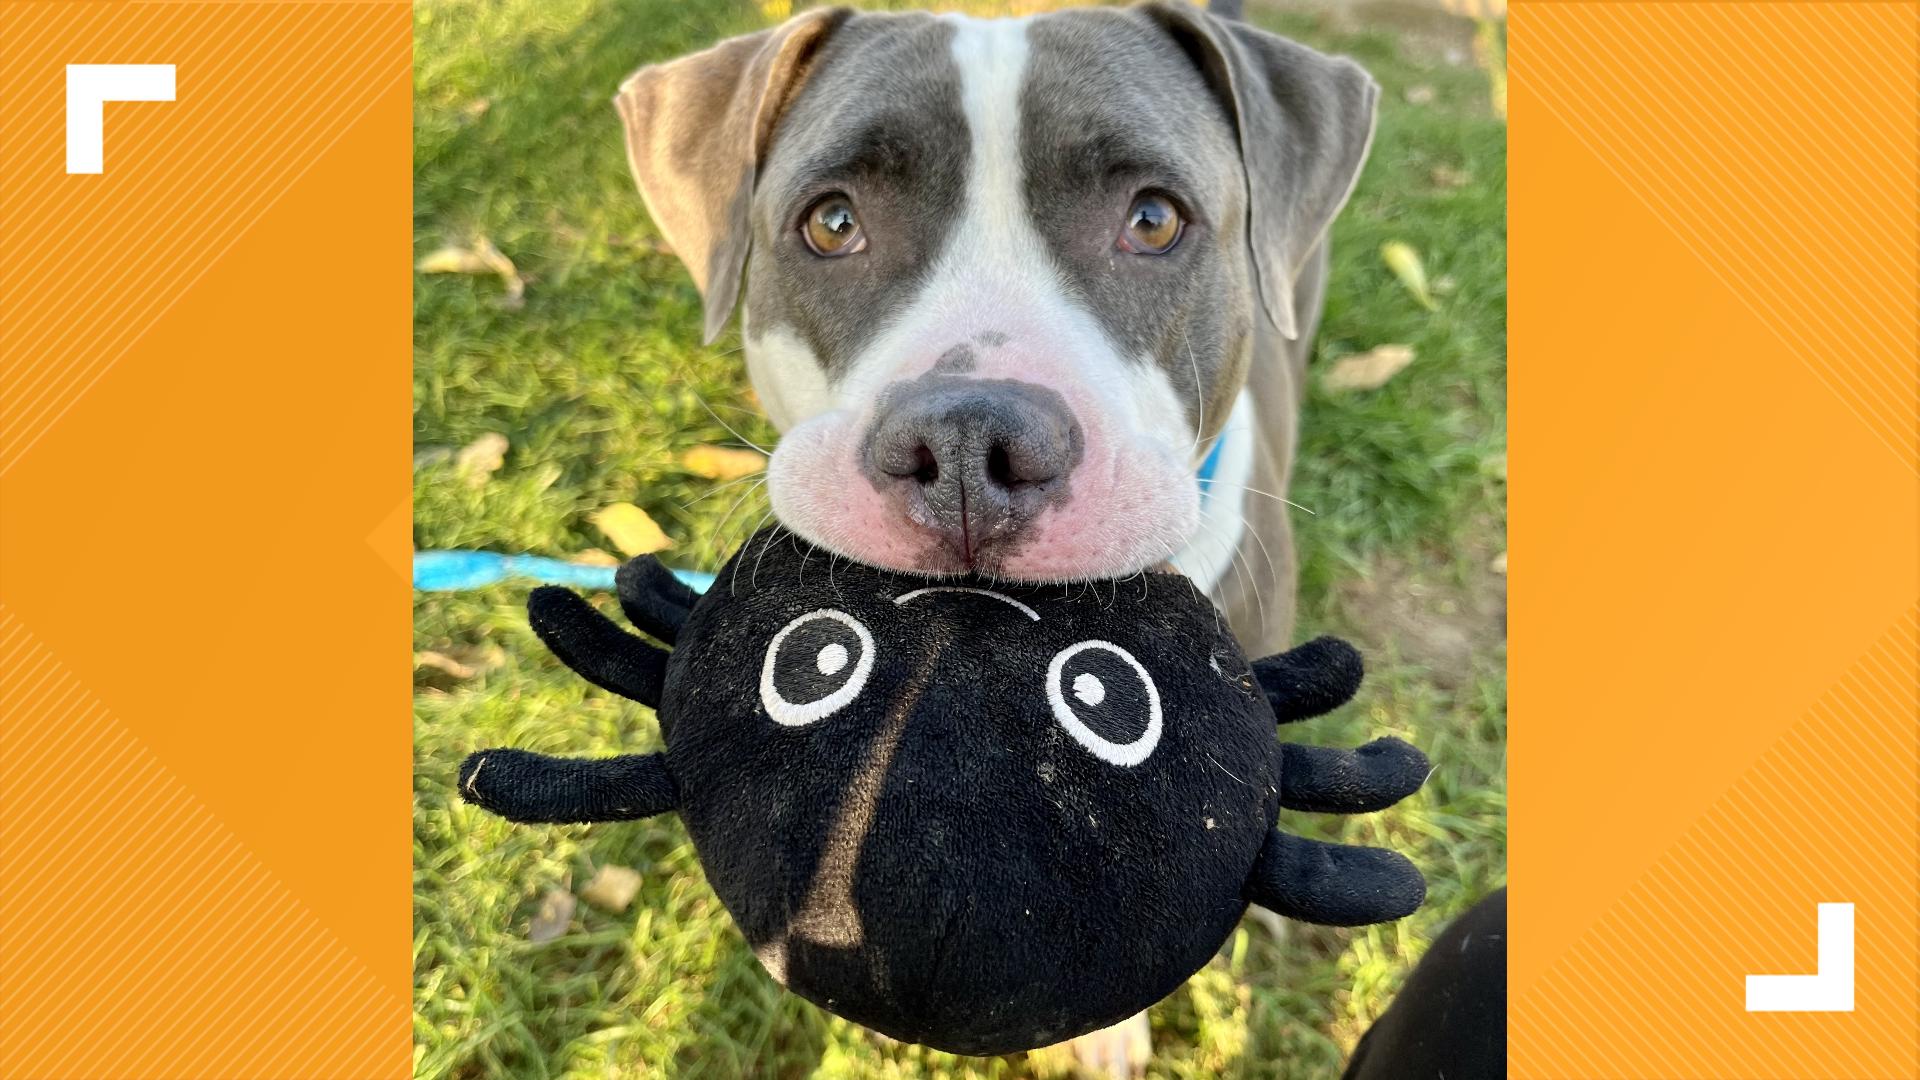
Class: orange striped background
0,2,411,1077
1512,1,1919,1077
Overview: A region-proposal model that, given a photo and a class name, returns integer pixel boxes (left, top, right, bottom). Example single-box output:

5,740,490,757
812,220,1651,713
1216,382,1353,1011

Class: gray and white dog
616,0,1376,662
615,2,1374,1066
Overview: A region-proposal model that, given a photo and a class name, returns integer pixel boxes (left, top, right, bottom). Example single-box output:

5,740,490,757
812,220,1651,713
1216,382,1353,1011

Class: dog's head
617,3,1376,581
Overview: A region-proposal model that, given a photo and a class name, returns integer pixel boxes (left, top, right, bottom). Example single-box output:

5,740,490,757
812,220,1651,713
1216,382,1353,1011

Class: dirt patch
1335,551,1505,688
1255,0,1482,66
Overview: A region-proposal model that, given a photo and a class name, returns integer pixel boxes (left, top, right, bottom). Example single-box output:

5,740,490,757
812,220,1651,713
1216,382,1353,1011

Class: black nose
864,378,1082,564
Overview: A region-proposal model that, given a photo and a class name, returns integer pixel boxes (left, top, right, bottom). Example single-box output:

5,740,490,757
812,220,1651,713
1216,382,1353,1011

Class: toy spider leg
1245,828,1425,927
525,585,671,706
458,747,677,824
616,555,697,644
1251,635,1366,723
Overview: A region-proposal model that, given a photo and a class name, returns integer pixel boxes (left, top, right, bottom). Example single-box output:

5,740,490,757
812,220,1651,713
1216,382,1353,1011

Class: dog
614,1,1377,1070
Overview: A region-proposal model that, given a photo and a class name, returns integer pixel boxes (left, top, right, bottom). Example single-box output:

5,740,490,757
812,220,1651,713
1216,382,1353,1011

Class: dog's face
618,4,1376,581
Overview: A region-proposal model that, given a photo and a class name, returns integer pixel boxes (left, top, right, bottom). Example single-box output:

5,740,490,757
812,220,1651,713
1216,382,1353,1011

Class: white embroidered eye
1046,640,1162,766
761,610,876,726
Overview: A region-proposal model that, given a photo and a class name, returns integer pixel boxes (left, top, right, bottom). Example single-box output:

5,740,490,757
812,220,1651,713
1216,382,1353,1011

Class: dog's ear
1144,4,1379,339
615,8,853,344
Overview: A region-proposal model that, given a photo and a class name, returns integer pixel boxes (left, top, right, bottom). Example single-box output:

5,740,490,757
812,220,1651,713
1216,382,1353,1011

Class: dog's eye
1118,193,1183,255
1045,640,1163,766
802,194,867,257
761,610,876,725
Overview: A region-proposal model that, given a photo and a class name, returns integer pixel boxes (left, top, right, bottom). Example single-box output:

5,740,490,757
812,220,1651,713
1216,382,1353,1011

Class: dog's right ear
615,8,853,344
1143,3,1379,341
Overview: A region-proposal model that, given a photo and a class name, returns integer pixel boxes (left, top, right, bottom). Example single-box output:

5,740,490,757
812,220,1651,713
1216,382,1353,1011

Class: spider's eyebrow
892,587,1040,621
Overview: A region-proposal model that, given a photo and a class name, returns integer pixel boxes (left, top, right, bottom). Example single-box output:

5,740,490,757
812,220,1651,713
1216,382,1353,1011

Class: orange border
0,3,411,1076
1511,2,1918,1076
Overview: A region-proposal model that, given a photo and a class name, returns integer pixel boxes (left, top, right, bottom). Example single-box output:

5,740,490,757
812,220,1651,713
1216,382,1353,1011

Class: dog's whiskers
1183,327,1206,461
1240,518,1282,600
692,388,773,455
1191,424,1251,456
678,471,763,510
749,513,779,589
1195,478,1316,516
710,478,769,582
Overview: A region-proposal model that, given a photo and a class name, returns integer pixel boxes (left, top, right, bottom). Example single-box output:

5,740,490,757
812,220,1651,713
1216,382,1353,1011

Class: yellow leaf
1322,345,1416,393
1475,19,1508,121
580,865,643,913
413,643,508,689
680,444,766,481
453,432,508,487
415,246,491,274
416,237,525,309
1380,241,1437,311
592,503,673,556
571,548,621,567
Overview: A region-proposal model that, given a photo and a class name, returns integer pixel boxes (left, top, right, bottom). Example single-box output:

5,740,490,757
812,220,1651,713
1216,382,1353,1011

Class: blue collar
1196,430,1227,505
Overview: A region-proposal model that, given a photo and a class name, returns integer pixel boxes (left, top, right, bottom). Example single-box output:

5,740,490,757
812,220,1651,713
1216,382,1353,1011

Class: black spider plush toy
460,530,1427,1055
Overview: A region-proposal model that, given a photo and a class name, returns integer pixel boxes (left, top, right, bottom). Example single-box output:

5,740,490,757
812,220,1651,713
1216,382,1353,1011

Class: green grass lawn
412,1,1506,1076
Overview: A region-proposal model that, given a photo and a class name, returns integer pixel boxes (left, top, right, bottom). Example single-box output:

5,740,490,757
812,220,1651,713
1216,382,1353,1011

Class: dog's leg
1065,1012,1152,1078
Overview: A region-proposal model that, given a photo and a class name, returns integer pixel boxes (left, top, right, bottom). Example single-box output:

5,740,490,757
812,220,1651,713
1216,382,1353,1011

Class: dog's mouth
767,403,1199,583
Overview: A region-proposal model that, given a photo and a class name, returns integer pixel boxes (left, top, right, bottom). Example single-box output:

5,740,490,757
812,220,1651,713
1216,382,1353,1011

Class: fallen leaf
1322,345,1416,393
416,246,489,275
572,548,621,567
413,643,508,689
417,237,525,309
1475,19,1508,121
593,503,674,556
415,650,480,681
680,445,766,481
1491,550,1507,575
454,432,508,487
1380,241,1438,311
460,98,491,121
1404,84,1436,105
527,887,576,943
580,865,643,913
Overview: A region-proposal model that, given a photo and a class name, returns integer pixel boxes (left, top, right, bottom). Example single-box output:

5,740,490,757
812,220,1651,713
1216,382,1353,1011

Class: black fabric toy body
461,530,1427,1055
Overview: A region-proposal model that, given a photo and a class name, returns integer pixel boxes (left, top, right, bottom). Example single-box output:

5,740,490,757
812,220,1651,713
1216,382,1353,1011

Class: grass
412,1,1506,1076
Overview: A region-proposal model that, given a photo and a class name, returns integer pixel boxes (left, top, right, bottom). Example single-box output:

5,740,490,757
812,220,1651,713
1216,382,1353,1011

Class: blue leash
414,433,1225,595
413,550,716,594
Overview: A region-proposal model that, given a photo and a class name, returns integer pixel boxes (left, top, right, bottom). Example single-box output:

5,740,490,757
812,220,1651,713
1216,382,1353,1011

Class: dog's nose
864,378,1082,564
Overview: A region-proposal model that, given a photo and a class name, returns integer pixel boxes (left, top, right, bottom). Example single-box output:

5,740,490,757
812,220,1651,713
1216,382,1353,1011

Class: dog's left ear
1143,3,1379,340
614,8,853,344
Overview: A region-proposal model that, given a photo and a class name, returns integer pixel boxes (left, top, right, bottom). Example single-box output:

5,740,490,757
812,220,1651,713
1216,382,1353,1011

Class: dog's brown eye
802,194,866,257
1119,193,1183,255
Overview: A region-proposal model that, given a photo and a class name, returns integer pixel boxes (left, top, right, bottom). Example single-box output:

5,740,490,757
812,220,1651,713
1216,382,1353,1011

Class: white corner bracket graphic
1745,902,1854,1012
67,64,175,174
